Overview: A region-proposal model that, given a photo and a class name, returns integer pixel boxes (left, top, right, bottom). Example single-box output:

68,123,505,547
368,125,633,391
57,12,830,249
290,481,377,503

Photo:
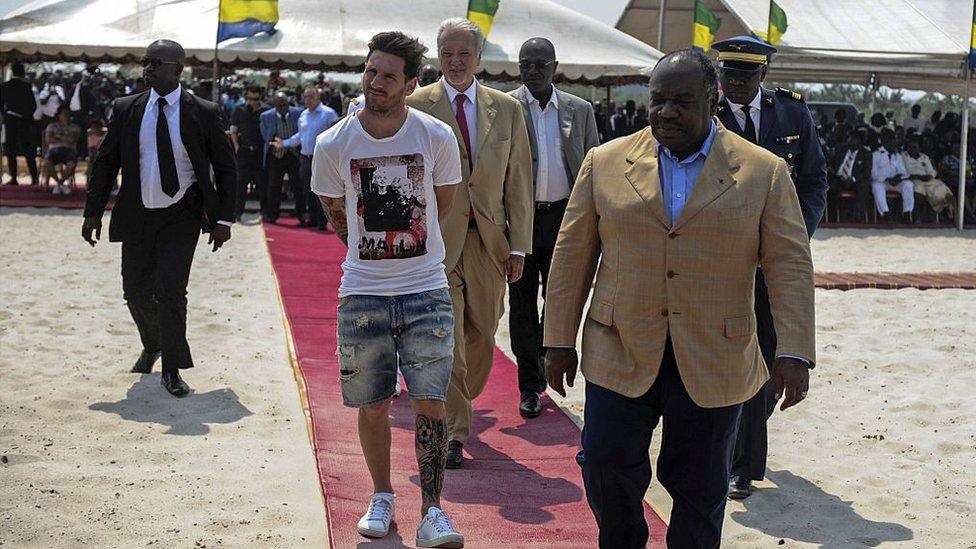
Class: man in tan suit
408,18,533,469
544,49,816,548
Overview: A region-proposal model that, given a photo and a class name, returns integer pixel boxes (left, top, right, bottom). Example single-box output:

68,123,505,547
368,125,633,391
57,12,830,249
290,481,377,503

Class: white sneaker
60,184,72,195
51,184,62,195
416,507,464,548
357,492,395,538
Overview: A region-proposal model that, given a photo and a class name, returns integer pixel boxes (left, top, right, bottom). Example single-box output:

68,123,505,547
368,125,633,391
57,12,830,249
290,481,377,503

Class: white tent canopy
615,0,972,95
0,0,662,83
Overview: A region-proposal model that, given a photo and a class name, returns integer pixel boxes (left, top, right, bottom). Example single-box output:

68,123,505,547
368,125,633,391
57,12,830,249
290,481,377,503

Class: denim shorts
336,288,455,407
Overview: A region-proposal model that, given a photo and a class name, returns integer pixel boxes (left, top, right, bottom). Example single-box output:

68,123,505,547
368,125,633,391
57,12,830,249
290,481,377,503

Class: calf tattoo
319,196,349,245
415,414,447,509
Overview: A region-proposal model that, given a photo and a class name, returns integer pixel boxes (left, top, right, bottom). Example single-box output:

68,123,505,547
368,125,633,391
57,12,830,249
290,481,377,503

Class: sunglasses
139,57,181,69
518,60,556,71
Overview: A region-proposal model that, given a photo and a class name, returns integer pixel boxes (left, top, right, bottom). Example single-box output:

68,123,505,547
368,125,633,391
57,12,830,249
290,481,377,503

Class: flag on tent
217,0,279,43
766,0,788,45
467,0,500,38
691,1,722,51
969,1,975,69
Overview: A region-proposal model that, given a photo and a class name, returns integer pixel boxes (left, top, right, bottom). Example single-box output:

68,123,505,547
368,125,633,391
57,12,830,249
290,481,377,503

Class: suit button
667,270,677,278
660,308,669,317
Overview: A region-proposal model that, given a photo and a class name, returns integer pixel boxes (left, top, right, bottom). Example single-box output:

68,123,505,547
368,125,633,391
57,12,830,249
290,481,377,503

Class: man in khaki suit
408,18,533,469
544,49,816,548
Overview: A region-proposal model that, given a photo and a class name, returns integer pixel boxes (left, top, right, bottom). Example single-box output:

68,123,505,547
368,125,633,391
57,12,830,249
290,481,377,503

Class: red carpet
263,218,667,548
0,183,108,210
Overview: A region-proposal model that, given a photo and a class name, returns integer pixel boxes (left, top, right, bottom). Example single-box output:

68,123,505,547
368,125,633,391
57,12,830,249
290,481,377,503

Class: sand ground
0,209,327,548
497,227,976,548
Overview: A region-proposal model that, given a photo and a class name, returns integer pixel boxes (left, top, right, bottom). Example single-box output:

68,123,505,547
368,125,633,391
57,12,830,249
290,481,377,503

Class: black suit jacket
0,78,37,118
84,89,237,242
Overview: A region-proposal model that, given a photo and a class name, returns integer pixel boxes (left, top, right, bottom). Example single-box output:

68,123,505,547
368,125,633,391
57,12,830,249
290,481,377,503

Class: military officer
712,35,827,499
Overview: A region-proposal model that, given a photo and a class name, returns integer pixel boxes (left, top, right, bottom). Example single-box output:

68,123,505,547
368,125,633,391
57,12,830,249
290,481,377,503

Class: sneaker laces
366,497,392,522
428,509,455,533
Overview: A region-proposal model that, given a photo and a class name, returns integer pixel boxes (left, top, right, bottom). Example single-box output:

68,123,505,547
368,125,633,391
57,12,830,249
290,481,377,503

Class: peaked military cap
712,35,777,67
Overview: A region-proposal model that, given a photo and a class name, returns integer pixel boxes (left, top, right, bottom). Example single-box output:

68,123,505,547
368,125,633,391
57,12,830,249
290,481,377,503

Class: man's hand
770,356,810,411
271,138,284,150
209,224,231,252
82,217,102,247
505,254,525,283
544,347,579,397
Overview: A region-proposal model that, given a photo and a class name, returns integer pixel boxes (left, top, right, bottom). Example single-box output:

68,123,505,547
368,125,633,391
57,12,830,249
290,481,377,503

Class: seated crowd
820,105,975,224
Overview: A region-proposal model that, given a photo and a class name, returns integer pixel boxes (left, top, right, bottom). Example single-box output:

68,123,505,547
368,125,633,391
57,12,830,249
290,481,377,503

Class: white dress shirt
444,79,478,163
870,149,909,185
524,85,571,202
139,87,199,209
726,89,762,142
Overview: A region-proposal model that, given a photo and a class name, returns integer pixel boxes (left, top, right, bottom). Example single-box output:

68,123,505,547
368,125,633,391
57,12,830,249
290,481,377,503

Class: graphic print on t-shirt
350,153,427,260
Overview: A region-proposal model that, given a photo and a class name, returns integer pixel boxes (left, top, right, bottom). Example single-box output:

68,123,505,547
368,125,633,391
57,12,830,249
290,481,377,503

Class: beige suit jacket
408,79,534,273
543,123,816,408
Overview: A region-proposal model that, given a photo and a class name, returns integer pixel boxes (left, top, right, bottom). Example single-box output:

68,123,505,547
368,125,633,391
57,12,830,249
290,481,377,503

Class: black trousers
508,200,567,394
235,145,265,219
265,152,300,221
730,270,778,480
121,198,201,374
299,154,325,227
3,116,39,183
579,338,742,549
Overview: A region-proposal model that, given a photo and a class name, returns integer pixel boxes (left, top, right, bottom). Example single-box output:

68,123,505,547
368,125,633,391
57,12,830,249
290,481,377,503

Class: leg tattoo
415,413,447,511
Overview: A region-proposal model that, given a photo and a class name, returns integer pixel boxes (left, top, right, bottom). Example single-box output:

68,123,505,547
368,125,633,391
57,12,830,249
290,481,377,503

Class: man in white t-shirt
311,31,465,549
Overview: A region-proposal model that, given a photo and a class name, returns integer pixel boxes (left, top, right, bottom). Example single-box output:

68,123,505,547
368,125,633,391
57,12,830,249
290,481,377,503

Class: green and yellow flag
692,1,722,51
969,1,975,69
766,0,788,45
467,0,500,38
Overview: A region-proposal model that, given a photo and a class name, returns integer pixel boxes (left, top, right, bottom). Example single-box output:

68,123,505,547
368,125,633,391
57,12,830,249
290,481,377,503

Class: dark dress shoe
161,371,190,397
519,391,543,419
728,476,752,500
445,440,463,469
131,350,161,373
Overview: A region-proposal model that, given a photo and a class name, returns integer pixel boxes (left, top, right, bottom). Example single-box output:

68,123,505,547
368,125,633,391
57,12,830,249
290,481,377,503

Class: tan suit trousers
446,226,506,443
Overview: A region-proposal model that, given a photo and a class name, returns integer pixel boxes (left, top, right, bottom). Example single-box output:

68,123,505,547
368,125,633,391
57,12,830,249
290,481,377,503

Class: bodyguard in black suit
713,36,827,498
1,62,39,185
82,40,236,397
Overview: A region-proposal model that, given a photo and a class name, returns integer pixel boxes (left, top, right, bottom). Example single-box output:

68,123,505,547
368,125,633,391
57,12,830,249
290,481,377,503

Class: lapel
557,88,575,152
758,87,777,147
474,80,496,162
672,122,740,231
716,97,742,138
179,89,194,149
428,79,469,173
516,86,537,165
623,128,670,229
127,91,151,201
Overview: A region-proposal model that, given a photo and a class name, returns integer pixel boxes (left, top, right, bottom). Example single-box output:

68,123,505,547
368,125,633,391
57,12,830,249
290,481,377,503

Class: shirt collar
726,89,762,112
444,79,477,106
524,85,558,110
148,86,182,108
657,121,717,165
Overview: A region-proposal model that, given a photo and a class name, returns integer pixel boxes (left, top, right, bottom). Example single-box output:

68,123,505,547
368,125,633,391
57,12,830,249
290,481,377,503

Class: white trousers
872,180,914,214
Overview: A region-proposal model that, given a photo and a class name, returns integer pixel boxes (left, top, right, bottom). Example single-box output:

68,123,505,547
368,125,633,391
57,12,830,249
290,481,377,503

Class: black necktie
741,105,757,144
156,97,180,197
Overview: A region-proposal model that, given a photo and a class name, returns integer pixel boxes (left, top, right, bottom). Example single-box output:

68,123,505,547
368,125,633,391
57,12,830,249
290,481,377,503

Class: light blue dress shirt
656,121,716,225
282,103,338,155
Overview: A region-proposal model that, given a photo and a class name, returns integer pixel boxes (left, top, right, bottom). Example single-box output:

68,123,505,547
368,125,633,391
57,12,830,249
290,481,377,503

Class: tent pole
212,49,219,102
958,64,971,231
656,0,667,51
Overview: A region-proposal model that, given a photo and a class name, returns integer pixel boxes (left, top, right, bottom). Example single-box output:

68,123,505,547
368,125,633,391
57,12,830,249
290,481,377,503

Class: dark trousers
235,145,265,219
299,154,324,227
731,270,778,480
3,117,39,183
580,338,742,549
265,152,299,221
121,197,201,374
508,199,566,394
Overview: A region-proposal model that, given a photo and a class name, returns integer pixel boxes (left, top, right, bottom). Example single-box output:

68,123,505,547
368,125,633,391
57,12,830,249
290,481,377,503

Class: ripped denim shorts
336,288,455,407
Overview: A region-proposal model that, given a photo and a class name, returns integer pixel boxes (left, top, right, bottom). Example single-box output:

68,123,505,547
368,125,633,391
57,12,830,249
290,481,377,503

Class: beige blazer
543,123,816,408
408,79,534,272
507,86,601,187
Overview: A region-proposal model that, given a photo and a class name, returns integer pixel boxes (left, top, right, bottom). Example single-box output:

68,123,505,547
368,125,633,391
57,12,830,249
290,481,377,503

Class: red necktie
454,93,473,172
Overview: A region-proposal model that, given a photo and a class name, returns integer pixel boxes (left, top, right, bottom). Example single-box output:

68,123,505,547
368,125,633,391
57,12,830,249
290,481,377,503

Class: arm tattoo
319,196,348,246
415,414,447,511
